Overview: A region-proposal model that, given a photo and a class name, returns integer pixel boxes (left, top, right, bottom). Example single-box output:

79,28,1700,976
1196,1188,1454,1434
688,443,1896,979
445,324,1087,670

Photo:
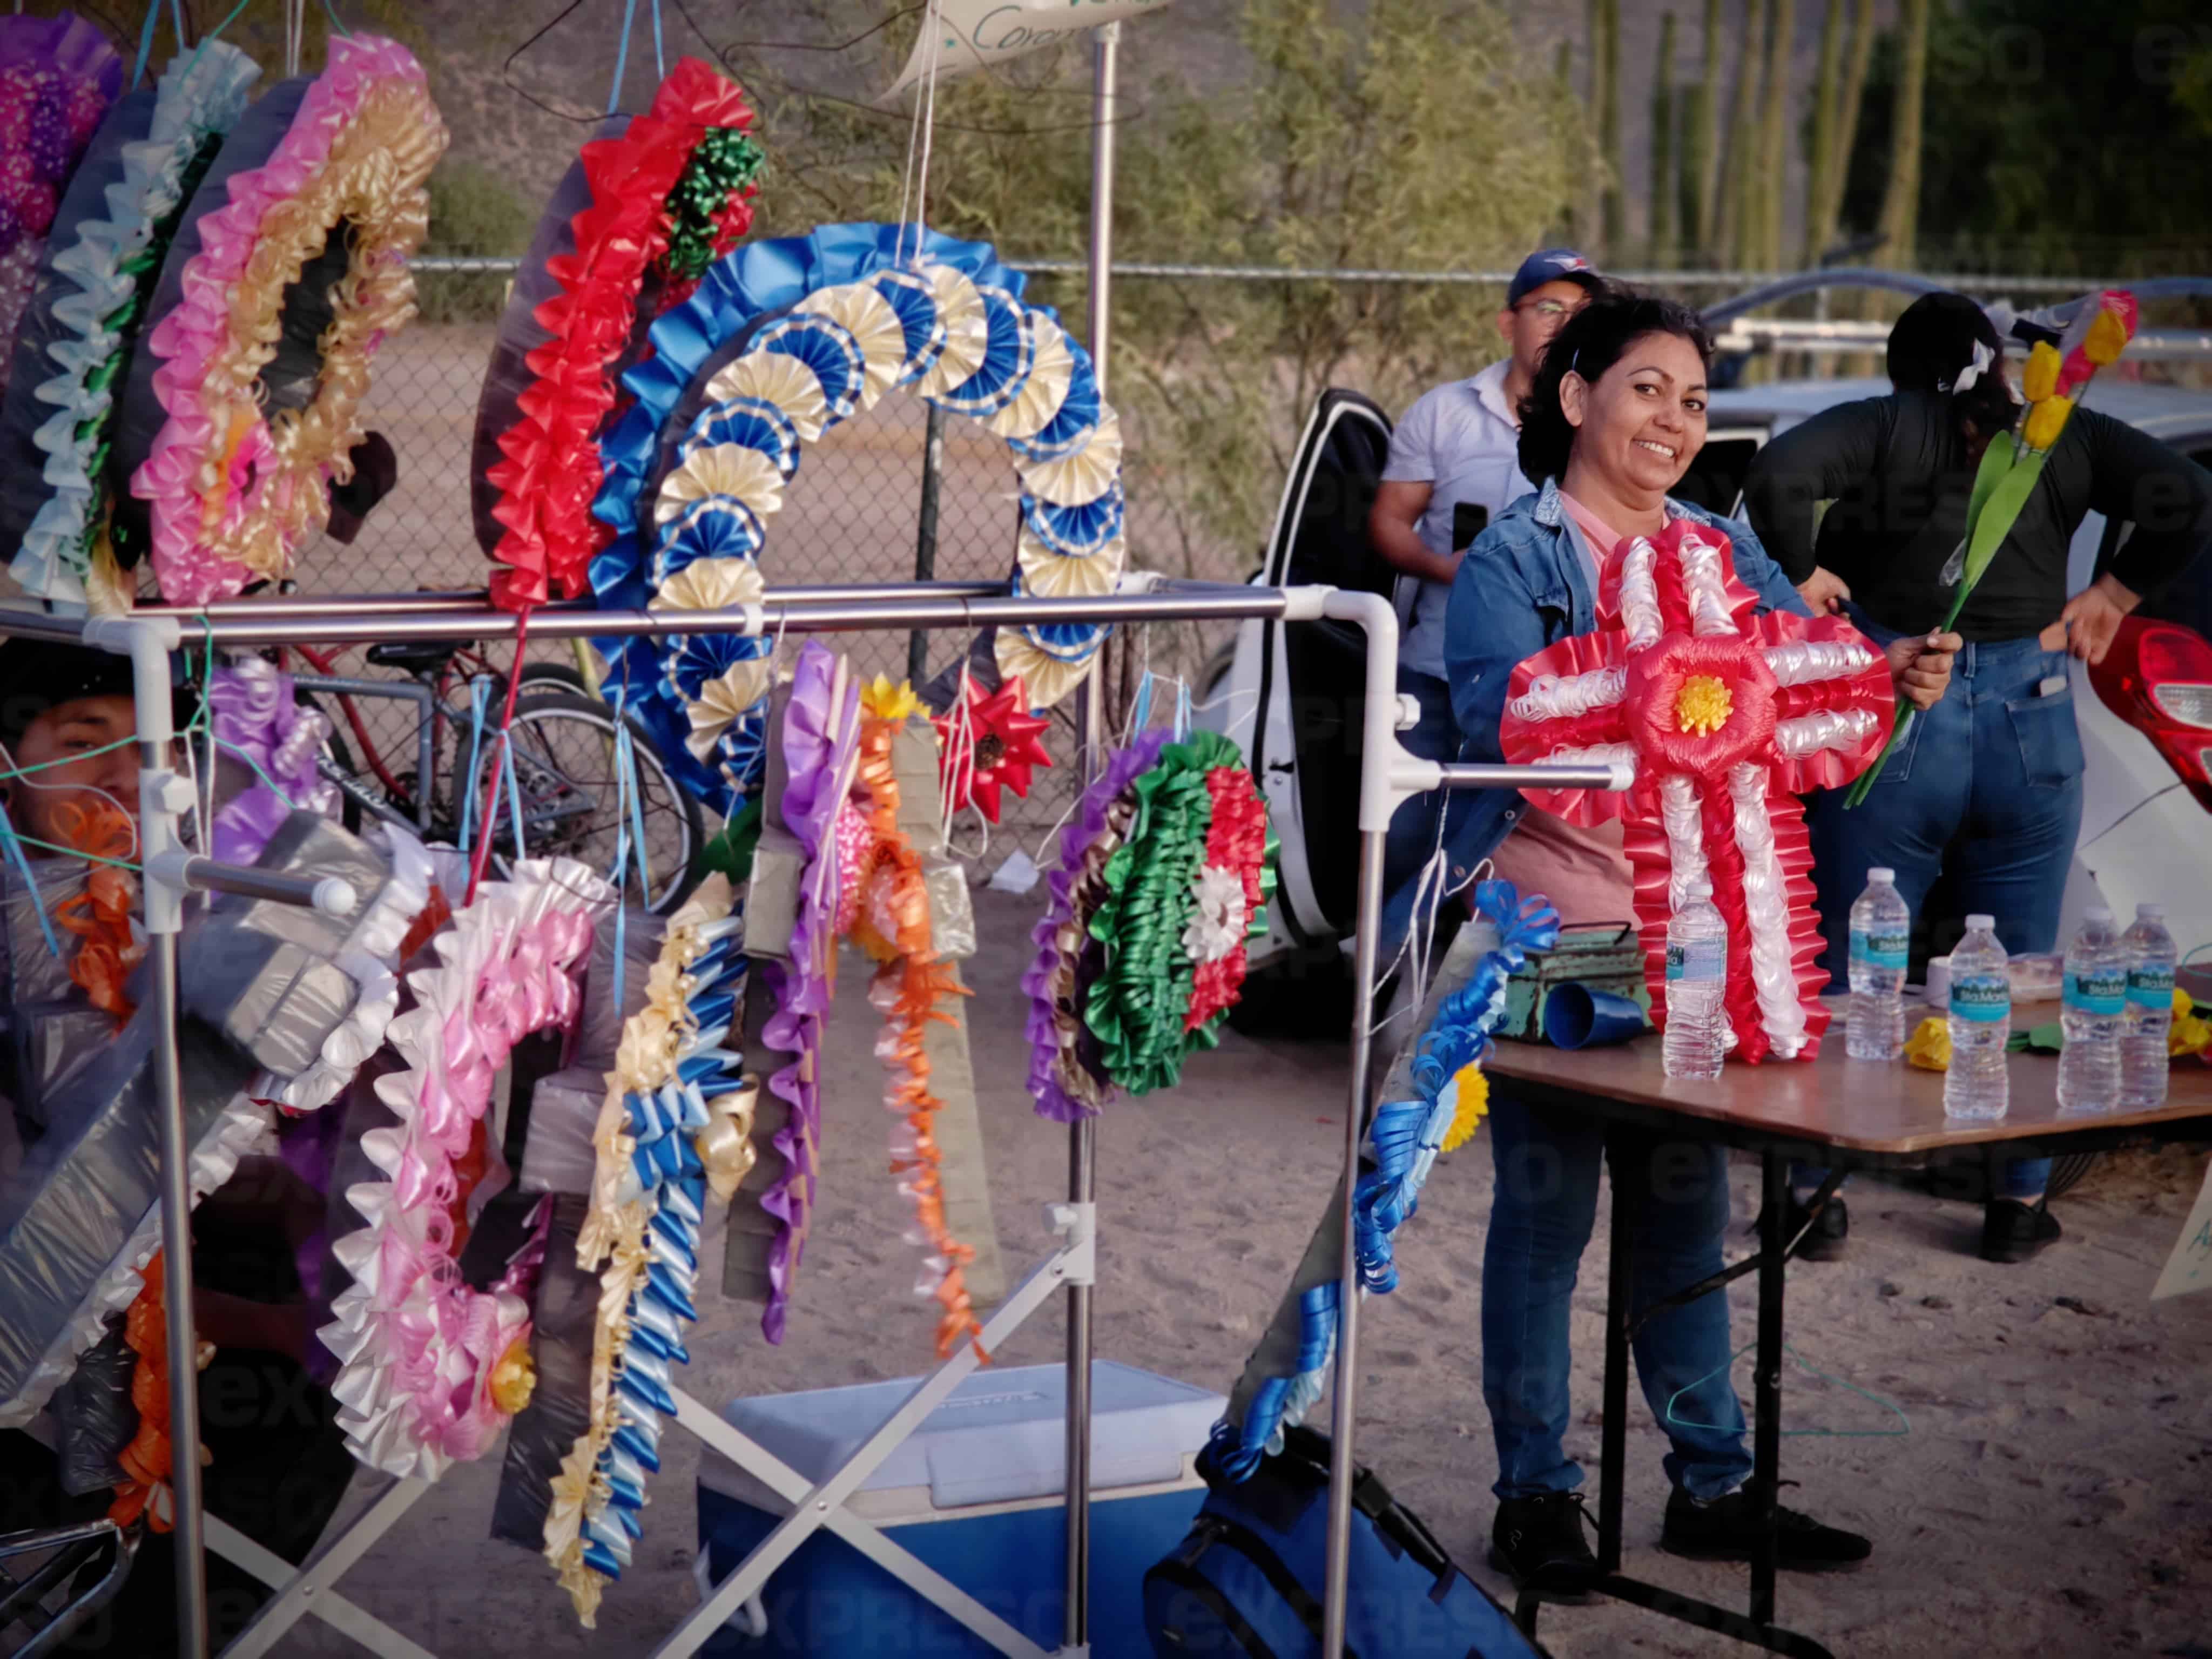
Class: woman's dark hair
1516,293,1714,485
1886,290,2020,442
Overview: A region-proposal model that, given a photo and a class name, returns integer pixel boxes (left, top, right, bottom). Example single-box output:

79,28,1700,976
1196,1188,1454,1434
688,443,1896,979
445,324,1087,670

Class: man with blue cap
1370,248,1604,948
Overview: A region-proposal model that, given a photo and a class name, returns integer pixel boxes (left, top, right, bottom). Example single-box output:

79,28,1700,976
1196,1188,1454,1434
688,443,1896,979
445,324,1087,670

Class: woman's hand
1796,566,1851,615
2054,573,2140,665
1885,630,1961,711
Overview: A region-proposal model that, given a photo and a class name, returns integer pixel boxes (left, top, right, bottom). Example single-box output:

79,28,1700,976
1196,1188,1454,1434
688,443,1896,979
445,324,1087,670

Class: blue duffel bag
1143,1426,1547,1658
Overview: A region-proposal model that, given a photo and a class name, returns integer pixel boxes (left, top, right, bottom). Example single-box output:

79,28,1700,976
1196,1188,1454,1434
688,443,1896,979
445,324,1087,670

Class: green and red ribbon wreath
1084,731,1275,1095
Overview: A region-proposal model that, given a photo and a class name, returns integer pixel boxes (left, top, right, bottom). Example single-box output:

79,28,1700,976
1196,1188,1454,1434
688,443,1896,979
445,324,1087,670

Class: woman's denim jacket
1385,478,1810,943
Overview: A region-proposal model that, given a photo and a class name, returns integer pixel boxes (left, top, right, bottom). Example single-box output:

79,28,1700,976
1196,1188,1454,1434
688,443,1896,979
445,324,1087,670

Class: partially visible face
1560,329,1709,496
3,694,139,848
1498,279,1596,380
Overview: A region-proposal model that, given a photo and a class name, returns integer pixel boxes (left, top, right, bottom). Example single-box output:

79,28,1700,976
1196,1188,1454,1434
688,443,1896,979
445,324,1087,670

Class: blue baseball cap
1507,248,1602,306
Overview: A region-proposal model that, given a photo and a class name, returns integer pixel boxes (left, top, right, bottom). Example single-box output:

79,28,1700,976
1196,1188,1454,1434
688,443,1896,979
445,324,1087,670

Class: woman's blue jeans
1482,1095,1754,1501
1803,623,2085,1201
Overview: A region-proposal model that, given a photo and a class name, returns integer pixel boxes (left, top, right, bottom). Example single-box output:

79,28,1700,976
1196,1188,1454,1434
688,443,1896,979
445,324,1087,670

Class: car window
1674,430,1764,517
2128,442,2212,640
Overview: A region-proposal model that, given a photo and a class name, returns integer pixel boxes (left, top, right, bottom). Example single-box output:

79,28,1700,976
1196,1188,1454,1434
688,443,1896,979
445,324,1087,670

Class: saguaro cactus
1651,12,1677,265
1757,0,1795,271
1691,0,1724,254
1720,0,1766,267
1597,0,1624,254
1877,0,1931,269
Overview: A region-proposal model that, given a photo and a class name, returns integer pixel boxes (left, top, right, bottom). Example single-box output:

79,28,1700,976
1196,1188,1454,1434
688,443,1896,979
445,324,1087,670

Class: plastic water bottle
2058,907,2127,1114
1945,915,2011,1120
1846,867,1910,1061
2120,903,2177,1109
1663,879,1728,1081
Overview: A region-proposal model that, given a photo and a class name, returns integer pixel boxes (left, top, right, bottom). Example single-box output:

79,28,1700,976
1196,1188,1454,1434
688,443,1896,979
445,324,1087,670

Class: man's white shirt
1380,358,1534,679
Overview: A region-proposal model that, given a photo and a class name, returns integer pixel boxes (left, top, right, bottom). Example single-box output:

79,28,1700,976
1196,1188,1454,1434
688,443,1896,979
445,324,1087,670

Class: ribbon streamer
549,873,748,1626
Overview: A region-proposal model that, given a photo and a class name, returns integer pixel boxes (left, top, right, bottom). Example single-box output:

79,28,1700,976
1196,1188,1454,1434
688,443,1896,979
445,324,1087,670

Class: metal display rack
0,577,1624,1658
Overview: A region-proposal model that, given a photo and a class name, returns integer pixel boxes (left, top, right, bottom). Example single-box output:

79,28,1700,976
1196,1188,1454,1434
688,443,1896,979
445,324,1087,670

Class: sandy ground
264,887,2212,1659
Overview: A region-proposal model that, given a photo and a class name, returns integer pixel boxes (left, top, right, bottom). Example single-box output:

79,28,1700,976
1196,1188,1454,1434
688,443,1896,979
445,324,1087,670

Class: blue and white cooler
695,1361,1223,1656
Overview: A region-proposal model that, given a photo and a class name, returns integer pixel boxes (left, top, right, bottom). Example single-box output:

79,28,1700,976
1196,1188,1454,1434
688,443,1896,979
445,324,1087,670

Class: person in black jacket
1742,292,2212,1265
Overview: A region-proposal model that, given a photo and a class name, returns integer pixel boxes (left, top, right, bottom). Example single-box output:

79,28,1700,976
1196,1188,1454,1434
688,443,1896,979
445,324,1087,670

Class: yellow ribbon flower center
1674,675,1733,737
489,1335,536,1415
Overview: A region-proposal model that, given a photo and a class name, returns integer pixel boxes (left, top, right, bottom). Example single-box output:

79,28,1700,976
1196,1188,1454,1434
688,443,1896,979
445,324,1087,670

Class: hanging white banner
885,0,1178,100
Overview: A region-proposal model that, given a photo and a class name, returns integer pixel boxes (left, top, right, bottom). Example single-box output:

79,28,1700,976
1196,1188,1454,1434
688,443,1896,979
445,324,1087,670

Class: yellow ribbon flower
490,1334,536,1415
1675,675,1733,737
694,1077,761,1203
1440,1064,1489,1153
861,675,922,722
2171,988,2212,1059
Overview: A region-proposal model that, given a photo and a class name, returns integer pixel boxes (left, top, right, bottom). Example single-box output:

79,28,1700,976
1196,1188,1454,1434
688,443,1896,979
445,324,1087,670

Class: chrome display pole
1062,21,1120,1652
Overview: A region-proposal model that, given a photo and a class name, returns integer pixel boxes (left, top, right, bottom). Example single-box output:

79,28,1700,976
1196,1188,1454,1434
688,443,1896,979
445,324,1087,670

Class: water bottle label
1665,939,1724,983
1950,974,2011,1023
2127,966,2174,1009
2063,969,2126,1016
1850,928,1909,970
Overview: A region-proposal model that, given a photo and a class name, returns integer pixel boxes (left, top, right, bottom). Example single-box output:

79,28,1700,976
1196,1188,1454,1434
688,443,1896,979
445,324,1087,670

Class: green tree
762,0,1584,574
1838,0,2212,273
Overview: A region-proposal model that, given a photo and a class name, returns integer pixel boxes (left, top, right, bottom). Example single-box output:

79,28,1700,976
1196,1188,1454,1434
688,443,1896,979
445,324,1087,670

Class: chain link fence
181,253,2212,853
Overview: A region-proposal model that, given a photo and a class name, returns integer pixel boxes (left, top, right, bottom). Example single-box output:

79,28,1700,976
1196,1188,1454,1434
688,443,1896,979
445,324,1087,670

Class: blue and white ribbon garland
1211,881,1559,1481
585,222,1126,823
548,879,753,1623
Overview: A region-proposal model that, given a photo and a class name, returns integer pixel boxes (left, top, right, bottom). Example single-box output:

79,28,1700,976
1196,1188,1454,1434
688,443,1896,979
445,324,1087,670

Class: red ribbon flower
1500,518,1893,1063
934,673,1052,825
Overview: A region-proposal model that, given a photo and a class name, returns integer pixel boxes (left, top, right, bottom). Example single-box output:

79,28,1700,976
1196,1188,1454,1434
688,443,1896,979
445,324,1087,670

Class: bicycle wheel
451,688,705,913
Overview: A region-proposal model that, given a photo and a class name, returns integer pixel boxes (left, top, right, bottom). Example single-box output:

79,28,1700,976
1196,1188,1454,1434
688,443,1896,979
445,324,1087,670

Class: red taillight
2089,616,2212,808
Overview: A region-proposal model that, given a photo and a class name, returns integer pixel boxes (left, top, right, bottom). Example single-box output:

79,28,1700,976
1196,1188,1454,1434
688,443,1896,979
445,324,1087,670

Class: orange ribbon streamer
854,712,987,1360
48,799,143,1023
108,1253,210,1532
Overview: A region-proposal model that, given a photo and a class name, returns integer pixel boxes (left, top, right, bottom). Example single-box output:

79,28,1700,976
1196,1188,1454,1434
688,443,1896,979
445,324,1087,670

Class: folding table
1480,1031,2212,1658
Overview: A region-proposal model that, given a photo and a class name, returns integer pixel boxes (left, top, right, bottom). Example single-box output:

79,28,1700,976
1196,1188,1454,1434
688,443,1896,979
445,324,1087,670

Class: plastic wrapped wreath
849,678,986,1361
0,12,122,400
475,57,763,612
1026,730,1274,1107
547,875,748,1625
0,41,258,605
119,35,444,605
322,858,612,1481
1211,881,1558,1482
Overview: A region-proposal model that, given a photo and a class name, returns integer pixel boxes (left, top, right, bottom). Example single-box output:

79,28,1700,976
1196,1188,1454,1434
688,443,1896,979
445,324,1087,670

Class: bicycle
285,637,705,914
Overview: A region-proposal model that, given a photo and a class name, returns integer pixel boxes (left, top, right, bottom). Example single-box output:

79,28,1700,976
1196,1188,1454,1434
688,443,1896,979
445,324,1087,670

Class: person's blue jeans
1483,1095,1754,1501
1801,622,2085,1202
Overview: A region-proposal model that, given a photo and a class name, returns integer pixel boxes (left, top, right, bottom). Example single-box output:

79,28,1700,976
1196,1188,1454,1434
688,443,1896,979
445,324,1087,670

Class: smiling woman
1421,290,1932,1595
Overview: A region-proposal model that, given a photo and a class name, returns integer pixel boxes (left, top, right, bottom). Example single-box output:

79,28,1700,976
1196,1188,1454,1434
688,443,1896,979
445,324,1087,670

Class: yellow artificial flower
2021,341,2062,403
1440,1064,1490,1152
861,675,922,722
2022,395,2074,453
1675,675,1733,737
1904,1015,1951,1071
2083,308,2130,368
489,1335,536,1415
